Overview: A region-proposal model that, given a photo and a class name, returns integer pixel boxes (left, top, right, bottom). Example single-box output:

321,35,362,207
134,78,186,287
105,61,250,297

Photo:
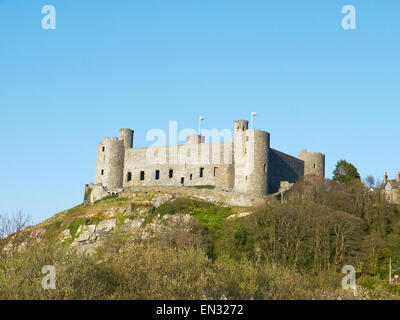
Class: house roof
384,179,400,189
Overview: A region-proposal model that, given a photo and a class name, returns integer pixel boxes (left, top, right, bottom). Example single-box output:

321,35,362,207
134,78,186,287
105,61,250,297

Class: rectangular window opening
169,169,173,179
127,172,132,182
190,174,193,180
200,167,204,178
101,169,104,176
155,170,160,180
140,171,145,181
181,177,184,185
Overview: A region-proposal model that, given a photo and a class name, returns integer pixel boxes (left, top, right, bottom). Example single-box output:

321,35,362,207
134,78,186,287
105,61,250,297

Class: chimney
397,171,400,182
384,172,388,183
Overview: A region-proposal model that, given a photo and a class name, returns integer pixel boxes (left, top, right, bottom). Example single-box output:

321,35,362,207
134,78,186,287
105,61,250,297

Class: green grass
154,202,175,217
68,217,87,239
65,204,84,216
84,187,92,201
154,198,233,235
189,185,216,190
116,212,127,226
102,196,130,203
190,207,232,234
358,276,400,298
43,219,64,241
93,194,118,204
89,216,105,226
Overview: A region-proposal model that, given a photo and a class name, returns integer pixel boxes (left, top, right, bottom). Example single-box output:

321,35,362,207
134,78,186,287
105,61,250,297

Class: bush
0,242,109,299
244,202,365,273
3,184,400,300
103,243,215,299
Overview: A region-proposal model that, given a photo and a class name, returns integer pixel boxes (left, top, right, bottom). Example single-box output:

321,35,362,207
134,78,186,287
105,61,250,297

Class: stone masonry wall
123,141,234,191
91,122,325,198
268,148,305,194
121,185,271,207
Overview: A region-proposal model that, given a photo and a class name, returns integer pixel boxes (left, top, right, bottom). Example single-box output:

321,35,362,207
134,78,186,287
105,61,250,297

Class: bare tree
0,210,31,257
365,175,375,188
0,210,30,239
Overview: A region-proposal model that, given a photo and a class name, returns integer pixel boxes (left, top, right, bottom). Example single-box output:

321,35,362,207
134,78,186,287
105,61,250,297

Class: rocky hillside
2,180,400,300
16,188,254,257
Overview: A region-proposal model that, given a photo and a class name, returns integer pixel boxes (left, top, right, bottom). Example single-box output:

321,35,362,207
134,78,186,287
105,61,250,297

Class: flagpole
198,116,204,134
251,112,256,129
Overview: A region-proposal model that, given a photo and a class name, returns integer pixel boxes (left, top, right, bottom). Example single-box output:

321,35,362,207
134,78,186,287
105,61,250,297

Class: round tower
233,120,249,193
233,119,269,195
95,137,125,189
119,128,134,149
245,129,270,195
298,149,325,177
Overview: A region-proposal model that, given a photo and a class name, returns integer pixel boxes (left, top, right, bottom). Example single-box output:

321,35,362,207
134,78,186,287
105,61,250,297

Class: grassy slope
5,180,400,300
32,191,249,243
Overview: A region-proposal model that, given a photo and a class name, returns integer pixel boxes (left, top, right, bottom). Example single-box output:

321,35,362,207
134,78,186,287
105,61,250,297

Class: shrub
0,242,109,299
104,243,215,299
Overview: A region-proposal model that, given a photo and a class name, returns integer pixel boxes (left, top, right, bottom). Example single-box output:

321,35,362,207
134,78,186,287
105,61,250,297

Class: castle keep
86,120,325,203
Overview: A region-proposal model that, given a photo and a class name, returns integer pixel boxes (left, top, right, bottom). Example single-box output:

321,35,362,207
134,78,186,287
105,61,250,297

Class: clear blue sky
1,0,399,223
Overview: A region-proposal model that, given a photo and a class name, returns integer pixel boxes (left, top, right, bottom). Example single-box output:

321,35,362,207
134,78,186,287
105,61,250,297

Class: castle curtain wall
122,142,234,190
268,148,305,194
93,124,325,196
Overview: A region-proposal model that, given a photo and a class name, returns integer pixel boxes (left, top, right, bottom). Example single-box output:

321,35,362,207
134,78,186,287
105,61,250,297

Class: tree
0,210,31,259
333,160,361,184
0,210,30,240
365,175,375,188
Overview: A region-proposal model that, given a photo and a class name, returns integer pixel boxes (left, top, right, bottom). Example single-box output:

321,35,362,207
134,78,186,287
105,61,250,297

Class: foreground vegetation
1,174,400,299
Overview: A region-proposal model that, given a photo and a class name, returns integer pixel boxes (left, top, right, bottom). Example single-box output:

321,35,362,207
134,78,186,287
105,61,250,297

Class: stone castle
85,120,325,204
